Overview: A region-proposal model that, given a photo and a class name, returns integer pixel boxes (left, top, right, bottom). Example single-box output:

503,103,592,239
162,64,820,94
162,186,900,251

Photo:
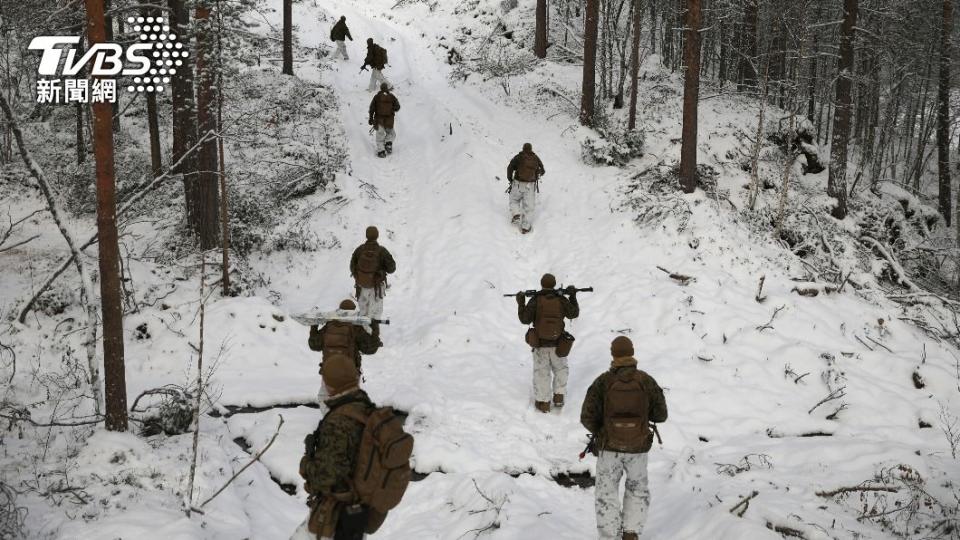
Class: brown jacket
507,151,545,182
369,91,401,129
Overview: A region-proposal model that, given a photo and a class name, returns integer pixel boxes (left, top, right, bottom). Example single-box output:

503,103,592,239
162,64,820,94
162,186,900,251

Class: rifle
360,63,369,73
291,310,390,328
503,286,594,298
579,433,596,460
651,423,663,446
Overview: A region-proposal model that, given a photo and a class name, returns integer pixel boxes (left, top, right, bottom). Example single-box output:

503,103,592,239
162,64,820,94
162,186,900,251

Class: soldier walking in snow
330,16,353,61
368,84,400,158
308,300,382,403
580,336,668,540
350,227,396,319
516,273,579,412
308,300,382,372
361,38,390,91
506,143,545,234
293,355,413,540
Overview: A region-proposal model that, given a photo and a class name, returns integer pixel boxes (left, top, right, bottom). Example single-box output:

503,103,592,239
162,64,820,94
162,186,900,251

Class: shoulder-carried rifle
503,286,593,298
291,310,389,328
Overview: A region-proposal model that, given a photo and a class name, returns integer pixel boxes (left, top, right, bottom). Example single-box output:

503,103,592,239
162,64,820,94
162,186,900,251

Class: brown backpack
355,245,381,288
374,45,388,67
337,405,414,515
603,370,652,453
322,322,357,363
534,294,565,342
375,94,395,117
516,153,540,182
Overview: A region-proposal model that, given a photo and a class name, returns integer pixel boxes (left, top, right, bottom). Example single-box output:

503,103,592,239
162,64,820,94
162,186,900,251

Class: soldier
308,299,382,376
368,83,400,158
350,227,396,319
361,38,389,92
294,356,413,540
506,143,545,234
516,273,579,412
292,356,371,540
330,16,352,61
580,336,668,540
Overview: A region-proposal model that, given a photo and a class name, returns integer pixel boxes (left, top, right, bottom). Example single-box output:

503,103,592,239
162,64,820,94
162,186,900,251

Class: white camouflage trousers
532,346,567,402
375,126,396,153
509,181,536,231
367,68,389,91
595,451,650,540
357,286,384,320
333,40,349,60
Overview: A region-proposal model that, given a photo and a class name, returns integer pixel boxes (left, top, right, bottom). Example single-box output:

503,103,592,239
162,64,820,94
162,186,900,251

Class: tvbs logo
29,16,186,105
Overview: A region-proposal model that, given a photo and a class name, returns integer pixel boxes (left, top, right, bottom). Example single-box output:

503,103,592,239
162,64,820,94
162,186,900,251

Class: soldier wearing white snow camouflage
506,143,545,234
517,273,579,413
349,226,396,320
580,336,668,540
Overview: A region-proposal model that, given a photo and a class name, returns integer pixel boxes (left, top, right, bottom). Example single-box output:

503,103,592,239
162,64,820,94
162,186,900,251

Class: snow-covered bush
620,164,692,232
580,128,645,167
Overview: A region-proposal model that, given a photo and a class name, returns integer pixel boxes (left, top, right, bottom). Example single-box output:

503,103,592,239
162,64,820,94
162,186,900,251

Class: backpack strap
334,402,371,425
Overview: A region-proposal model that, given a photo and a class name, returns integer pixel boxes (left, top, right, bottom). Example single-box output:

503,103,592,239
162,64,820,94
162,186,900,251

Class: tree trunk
85,0,128,432
628,0,644,129
169,0,201,239
144,8,162,178
217,0,230,295
581,0,600,126
679,0,701,193
827,0,857,220
282,0,293,75
938,0,953,226
738,0,757,92
535,0,548,58
195,1,221,249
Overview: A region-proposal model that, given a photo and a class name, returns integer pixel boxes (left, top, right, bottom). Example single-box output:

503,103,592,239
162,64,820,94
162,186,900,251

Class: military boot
511,214,520,224
385,141,393,154
377,150,387,158
622,533,639,540
534,401,550,413
553,393,564,408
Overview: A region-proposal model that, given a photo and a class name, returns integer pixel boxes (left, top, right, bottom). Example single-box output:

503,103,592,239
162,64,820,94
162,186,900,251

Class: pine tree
679,0,702,193
534,0,548,58
282,0,293,75
580,0,600,126
84,0,128,432
938,0,952,226
827,0,858,220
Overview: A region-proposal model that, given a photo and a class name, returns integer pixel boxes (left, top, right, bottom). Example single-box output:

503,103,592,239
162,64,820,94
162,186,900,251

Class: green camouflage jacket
580,361,668,454
300,390,373,497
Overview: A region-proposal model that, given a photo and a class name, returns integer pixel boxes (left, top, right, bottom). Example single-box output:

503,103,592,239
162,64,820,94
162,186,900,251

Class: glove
515,292,525,306
371,321,380,337
368,117,374,126
564,286,578,297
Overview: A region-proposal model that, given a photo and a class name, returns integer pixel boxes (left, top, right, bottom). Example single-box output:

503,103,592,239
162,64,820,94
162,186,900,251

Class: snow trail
219,2,960,538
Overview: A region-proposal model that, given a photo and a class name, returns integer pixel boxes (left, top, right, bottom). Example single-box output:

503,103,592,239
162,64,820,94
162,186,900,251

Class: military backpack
603,370,652,453
516,153,540,182
321,322,358,364
337,405,414,515
375,94,395,117
355,245,381,288
374,45,388,67
534,294,565,341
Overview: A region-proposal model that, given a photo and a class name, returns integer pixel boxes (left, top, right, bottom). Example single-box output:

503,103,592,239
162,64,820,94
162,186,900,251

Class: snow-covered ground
3,0,960,538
